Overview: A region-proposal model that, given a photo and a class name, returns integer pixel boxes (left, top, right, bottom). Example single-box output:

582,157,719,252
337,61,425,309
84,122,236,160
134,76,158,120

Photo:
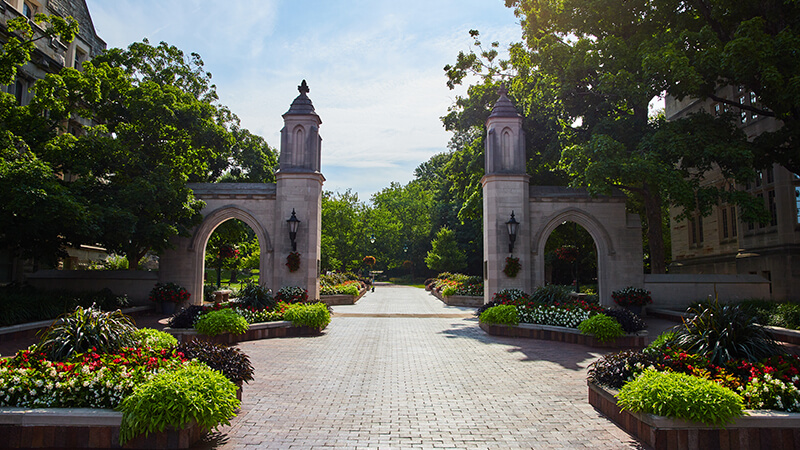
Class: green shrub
168,305,204,329
672,301,779,365
617,369,745,426
283,302,331,330
118,362,240,445
529,284,573,305
479,305,519,326
36,306,137,361
644,331,677,355
177,339,254,384
0,287,128,327
588,350,659,389
320,283,360,296
194,309,250,336
578,313,625,342
133,328,178,350
770,303,800,330
203,284,216,303
236,281,276,309
274,286,308,303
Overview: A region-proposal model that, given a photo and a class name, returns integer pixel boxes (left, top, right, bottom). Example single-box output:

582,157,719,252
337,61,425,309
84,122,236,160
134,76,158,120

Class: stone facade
482,88,644,306
159,81,325,304
666,90,800,301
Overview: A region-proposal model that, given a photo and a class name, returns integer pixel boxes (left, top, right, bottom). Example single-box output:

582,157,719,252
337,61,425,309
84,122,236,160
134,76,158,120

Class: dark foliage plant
236,281,276,310
529,284,573,305
602,308,647,333
167,304,204,329
177,338,254,384
672,301,780,366
36,305,138,361
587,350,659,389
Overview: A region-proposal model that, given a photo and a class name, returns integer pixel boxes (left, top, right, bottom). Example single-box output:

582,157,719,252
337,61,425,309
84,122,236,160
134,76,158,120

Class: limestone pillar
275,80,324,300
482,87,531,303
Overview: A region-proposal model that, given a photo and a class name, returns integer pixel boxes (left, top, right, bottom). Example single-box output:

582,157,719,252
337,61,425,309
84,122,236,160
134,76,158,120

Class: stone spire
488,84,522,119
284,80,319,119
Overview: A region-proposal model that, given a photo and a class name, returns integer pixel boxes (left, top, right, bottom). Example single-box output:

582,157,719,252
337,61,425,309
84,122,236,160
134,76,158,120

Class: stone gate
482,88,644,305
159,81,324,304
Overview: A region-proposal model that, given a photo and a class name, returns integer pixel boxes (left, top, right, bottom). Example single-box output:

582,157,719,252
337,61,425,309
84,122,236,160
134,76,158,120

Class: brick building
666,87,800,301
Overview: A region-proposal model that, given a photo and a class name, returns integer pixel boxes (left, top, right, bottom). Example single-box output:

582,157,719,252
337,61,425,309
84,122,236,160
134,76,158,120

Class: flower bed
0,307,252,449
320,280,367,305
586,301,800,447
589,381,800,450
477,287,645,346
426,273,483,307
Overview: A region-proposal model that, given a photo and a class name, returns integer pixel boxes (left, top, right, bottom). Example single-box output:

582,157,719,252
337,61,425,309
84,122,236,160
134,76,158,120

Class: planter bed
0,408,205,449
0,306,154,344
588,381,800,450
165,321,323,345
649,308,800,346
479,322,647,349
430,289,483,307
320,288,367,306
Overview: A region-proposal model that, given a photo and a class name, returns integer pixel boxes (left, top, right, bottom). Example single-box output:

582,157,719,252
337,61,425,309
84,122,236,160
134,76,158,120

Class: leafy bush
479,305,519,326
194,309,250,336
644,331,677,355
232,305,285,324
770,303,800,329
274,286,308,304
430,273,483,297
587,350,658,389
118,361,240,445
611,286,652,307
617,369,744,426
517,303,592,328
203,284,216,303
529,284,573,305
36,306,138,361
177,339,254,384
578,313,625,342
672,301,779,365
283,302,331,330
167,304,204,329
320,281,360,296
602,308,647,333
236,281,276,309
133,328,178,350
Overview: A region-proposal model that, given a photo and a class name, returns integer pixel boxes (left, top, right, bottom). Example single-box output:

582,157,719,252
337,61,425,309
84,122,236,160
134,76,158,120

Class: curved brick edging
320,287,367,305
165,321,324,345
479,322,647,349
0,408,205,449
588,381,800,449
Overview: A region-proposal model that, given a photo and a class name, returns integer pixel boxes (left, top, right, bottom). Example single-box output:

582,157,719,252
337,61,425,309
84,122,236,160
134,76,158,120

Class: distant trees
425,227,467,273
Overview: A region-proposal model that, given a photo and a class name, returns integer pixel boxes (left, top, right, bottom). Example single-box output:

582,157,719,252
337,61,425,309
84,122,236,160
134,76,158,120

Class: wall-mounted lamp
287,209,300,252
506,211,519,254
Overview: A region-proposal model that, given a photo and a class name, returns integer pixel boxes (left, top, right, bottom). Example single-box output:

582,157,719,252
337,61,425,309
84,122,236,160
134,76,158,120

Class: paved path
201,285,643,449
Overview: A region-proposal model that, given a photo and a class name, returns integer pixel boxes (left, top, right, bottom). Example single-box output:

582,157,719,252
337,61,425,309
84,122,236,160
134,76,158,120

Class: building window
714,103,721,116
690,214,704,245
768,190,777,226
750,92,758,120
731,206,738,237
22,2,36,19
795,186,800,225
722,208,729,239
74,48,87,70
757,193,765,228
755,171,763,187
767,167,774,184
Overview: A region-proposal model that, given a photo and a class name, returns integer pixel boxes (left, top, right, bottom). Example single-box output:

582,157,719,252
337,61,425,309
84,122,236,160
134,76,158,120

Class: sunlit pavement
201,285,643,449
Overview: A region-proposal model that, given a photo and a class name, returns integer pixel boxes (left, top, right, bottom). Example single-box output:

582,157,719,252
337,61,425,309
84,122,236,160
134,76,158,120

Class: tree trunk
642,183,666,274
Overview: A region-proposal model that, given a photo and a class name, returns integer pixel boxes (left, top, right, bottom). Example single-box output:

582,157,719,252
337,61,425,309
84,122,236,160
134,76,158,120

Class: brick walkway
201,285,643,449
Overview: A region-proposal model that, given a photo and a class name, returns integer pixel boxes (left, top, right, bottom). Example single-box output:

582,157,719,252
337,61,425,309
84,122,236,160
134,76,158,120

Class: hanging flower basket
286,251,301,272
503,256,521,278
363,255,376,266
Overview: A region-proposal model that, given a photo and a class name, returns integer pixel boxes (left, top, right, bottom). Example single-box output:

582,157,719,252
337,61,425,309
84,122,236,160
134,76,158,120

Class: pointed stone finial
497,83,508,98
489,82,521,119
298,80,310,95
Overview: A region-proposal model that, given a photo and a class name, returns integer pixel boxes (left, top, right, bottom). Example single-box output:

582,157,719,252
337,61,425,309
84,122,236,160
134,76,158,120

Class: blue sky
85,1,522,200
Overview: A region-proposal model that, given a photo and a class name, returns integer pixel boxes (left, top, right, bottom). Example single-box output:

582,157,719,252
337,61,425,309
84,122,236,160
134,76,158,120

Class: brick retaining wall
480,322,647,349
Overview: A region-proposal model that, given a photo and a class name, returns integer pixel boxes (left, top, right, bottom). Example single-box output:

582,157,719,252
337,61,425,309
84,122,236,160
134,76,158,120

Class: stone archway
528,189,643,306
188,202,275,304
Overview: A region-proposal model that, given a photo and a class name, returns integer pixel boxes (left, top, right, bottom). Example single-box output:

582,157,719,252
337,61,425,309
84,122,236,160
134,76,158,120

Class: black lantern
506,211,519,254
287,209,300,252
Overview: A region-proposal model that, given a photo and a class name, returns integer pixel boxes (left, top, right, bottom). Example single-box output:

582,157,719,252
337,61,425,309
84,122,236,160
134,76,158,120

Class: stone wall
25,270,158,304
644,273,771,309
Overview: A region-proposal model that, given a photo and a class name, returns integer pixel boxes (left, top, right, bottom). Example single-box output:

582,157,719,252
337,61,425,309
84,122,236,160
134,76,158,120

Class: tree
369,182,433,271
35,40,248,269
0,14,86,265
204,219,250,286
425,227,467,273
321,190,368,272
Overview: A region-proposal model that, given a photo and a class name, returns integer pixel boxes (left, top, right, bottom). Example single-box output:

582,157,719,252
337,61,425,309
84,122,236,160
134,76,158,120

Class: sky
84,1,523,201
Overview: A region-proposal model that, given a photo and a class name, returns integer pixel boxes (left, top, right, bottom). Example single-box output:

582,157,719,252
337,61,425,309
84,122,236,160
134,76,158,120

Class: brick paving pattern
202,285,643,449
